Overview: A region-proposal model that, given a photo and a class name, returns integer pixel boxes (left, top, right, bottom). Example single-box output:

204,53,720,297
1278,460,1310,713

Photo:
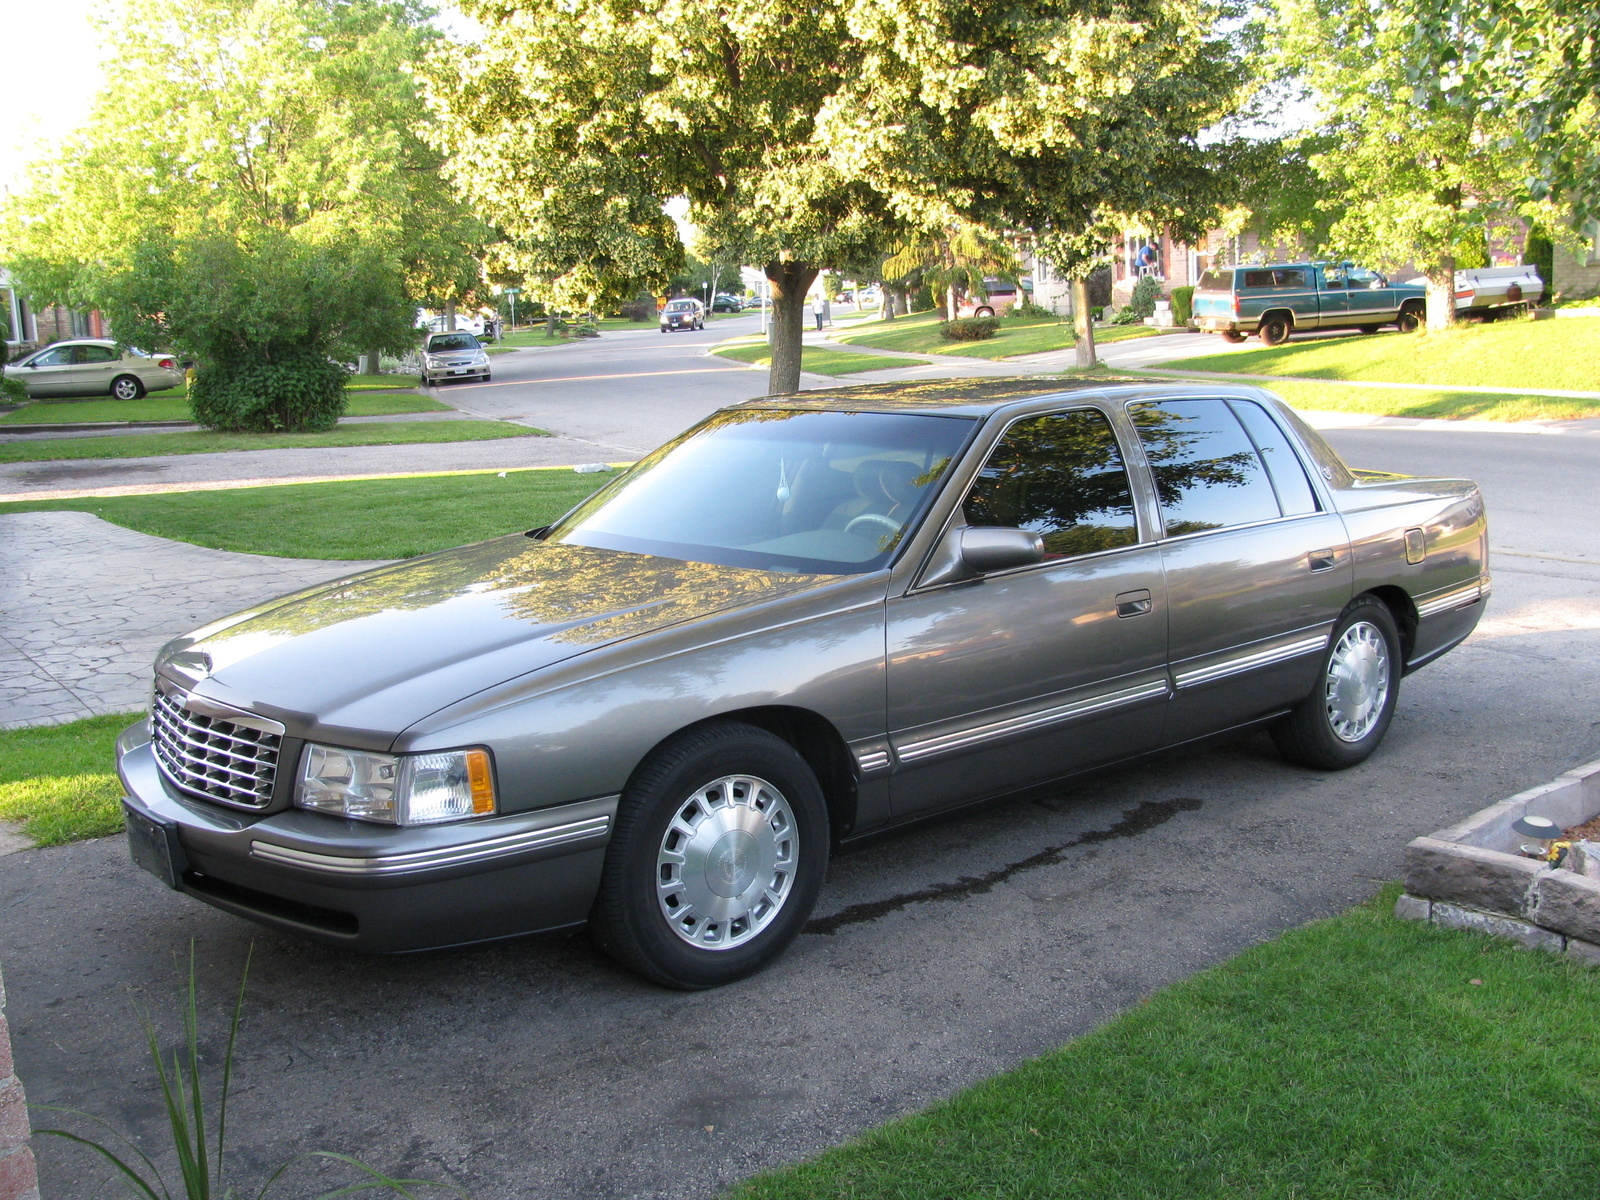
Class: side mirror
961,526,1045,573
918,525,1044,588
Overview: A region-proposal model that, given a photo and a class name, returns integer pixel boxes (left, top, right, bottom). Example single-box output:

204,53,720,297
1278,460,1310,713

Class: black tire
1221,330,1247,344
974,306,995,318
111,374,146,400
1359,324,1383,335
1395,306,1422,334
590,721,830,988
1271,596,1401,771
1258,314,1292,346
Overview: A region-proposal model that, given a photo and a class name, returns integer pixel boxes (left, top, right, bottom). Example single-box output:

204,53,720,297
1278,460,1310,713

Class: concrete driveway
4,423,1598,1199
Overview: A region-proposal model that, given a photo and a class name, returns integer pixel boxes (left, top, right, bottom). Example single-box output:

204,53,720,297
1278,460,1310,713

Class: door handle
1309,549,1337,572
1115,589,1153,618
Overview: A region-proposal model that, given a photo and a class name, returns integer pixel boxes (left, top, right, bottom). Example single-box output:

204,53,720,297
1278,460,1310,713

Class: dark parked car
710,293,744,313
118,379,1488,987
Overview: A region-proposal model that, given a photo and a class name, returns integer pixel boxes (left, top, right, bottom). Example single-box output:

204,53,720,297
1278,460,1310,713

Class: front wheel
590,721,830,988
111,374,146,400
1258,315,1292,346
1271,596,1401,770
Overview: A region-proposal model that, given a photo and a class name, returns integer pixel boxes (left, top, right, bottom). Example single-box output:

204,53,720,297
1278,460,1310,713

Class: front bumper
116,722,616,953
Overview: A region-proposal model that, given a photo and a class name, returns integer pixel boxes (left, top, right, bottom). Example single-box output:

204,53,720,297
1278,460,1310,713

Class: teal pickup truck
1192,262,1427,346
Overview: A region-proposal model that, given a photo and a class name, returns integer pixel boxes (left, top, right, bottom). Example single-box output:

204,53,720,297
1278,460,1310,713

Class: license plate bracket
125,803,187,889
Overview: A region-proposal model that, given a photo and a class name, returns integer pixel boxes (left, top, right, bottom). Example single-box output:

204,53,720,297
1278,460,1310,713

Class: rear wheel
590,721,830,989
974,306,995,318
1258,314,1292,346
1271,596,1401,770
111,374,145,400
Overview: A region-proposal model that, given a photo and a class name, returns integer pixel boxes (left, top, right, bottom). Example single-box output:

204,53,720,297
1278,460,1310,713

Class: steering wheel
844,513,901,539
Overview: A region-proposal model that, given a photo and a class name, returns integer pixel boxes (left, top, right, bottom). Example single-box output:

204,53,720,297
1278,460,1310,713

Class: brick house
1,267,105,357
1552,220,1600,300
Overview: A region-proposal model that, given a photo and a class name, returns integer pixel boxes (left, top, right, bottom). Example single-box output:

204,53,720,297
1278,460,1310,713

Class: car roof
736,376,1272,418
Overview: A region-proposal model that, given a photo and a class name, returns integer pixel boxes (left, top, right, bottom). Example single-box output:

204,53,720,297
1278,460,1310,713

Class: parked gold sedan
3,339,186,400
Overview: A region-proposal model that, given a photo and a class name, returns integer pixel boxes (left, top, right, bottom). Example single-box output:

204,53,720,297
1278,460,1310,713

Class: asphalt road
5,355,1599,1199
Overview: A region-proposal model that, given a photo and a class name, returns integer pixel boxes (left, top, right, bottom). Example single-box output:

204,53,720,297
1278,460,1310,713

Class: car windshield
666,301,696,312
545,408,976,573
428,334,480,352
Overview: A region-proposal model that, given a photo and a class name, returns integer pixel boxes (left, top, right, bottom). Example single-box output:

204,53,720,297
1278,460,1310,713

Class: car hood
158,535,835,742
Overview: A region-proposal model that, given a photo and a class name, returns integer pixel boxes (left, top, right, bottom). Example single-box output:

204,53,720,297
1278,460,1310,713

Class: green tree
427,0,1243,394
882,224,1021,322
2,0,479,429
1272,0,1530,330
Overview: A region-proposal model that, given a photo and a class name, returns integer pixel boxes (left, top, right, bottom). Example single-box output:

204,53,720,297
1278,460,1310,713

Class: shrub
1170,285,1195,326
189,353,350,433
1090,305,1105,322
1007,297,1057,321
619,295,657,322
1112,276,1162,325
0,375,27,405
910,285,936,313
939,316,1002,341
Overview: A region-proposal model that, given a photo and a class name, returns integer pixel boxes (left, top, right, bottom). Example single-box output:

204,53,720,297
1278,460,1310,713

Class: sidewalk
0,432,620,503
0,510,388,726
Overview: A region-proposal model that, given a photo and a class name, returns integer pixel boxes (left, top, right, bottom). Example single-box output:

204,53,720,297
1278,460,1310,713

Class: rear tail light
158,357,176,369
1231,296,1240,316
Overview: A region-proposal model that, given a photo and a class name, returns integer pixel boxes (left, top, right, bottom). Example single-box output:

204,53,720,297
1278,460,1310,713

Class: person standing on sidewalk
812,295,824,331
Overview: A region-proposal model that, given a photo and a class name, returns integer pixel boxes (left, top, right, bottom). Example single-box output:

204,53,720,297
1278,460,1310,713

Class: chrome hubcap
1325,620,1390,742
656,774,797,950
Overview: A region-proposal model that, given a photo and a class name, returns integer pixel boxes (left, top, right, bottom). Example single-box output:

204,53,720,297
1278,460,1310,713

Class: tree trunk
945,284,958,321
444,299,457,332
1072,278,1097,369
766,260,820,395
357,351,381,376
1425,256,1457,332
881,288,897,321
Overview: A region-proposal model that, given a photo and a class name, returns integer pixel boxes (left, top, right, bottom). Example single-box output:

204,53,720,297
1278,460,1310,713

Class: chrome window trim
249,811,614,876
894,676,1171,764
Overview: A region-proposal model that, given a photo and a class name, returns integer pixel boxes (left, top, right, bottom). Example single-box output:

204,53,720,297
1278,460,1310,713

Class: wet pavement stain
805,796,1204,935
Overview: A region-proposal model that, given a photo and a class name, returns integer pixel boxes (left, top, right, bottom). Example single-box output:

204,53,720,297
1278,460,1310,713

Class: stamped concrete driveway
2,423,1597,1199
0,511,386,727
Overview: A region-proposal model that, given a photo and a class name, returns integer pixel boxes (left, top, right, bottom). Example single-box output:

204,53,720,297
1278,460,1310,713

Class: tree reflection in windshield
544,408,976,573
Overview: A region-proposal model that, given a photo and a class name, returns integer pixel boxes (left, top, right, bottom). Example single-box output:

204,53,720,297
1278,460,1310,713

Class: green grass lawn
1,381,441,426
831,312,1162,361
0,466,613,559
712,343,922,376
1256,379,1600,422
732,887,1600,1200
0,419,543,464
1161,319,1600,393
0,713,140,845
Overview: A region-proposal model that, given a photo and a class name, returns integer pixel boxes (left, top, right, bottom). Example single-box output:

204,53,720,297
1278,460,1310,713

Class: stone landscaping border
1397,758,1600,963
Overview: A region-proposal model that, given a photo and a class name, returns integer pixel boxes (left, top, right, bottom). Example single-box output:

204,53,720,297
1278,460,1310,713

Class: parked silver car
118,379,1487,987
3,339,185,400
421,331,490,386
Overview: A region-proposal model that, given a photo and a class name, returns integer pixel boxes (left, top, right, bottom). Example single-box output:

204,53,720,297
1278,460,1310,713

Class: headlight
425,355,446,367
296,744,497,825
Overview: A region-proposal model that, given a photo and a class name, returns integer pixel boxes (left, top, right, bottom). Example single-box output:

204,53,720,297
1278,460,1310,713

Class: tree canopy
428,0,1244,392
2,0,482,427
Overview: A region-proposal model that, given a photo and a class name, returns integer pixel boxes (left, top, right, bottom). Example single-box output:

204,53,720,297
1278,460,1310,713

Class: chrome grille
152,686,283,809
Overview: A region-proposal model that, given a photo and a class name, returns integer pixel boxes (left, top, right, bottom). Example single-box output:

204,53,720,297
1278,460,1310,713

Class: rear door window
77,345,119,363
1227,399,1319,516
1128,399,1284,535
963,409,1139,559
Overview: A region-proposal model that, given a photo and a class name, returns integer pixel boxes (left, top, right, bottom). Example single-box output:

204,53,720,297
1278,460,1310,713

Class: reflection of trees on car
962,411,1138,557
1127,403,1254,535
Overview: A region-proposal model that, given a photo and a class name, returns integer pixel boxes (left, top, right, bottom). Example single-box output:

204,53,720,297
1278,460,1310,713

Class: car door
885,407,1170,819
74,344,122,395
1345,267,1395,326
1317,265,1352,325
1127,396,1353,745
18,345,76,396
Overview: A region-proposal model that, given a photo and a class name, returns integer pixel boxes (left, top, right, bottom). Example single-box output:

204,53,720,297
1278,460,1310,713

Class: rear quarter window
1196,270,1232,292
1241,270,1275,289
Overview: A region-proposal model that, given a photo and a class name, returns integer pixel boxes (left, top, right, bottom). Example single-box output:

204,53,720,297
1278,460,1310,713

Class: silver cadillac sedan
117,379,1488,987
